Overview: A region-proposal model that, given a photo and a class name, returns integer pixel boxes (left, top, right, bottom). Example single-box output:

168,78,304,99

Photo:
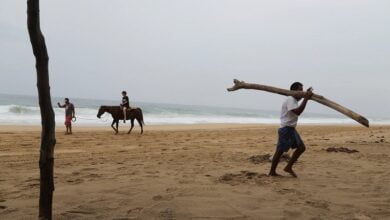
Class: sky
1,0,389,117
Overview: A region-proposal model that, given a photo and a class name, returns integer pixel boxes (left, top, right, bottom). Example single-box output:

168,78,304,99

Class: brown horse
97,106,144,134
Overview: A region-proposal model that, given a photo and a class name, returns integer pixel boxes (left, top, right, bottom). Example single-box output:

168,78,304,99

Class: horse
97,106,144,134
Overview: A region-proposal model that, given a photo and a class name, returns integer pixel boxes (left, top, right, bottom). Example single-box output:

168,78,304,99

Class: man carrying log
269,82,313,177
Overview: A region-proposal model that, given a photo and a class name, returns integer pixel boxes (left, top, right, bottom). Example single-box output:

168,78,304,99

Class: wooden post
27,0,56,219
227,79,369,127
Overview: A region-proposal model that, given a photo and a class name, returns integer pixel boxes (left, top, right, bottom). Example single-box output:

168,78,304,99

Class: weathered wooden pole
27,0,56,219
227,79,369,127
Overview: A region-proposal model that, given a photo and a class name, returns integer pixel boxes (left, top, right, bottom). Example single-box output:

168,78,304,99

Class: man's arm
72,104,76,118
291,88,313,116
57,102,65,108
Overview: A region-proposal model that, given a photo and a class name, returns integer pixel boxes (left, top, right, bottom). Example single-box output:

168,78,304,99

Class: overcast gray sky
1,0,389,117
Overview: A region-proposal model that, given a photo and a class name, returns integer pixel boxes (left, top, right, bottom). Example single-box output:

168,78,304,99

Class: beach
0,124,389,219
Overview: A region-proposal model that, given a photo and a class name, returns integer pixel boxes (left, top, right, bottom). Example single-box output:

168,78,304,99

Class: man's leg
284,144,306,177
123,107,127,123
269,149,284,176
69,124,72,134
65,116,71,134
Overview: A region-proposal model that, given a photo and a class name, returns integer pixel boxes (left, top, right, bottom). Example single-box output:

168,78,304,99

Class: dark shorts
277,126,304,152
65,116,72,126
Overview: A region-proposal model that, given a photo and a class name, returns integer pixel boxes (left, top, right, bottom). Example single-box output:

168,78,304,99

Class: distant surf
0,94,389,126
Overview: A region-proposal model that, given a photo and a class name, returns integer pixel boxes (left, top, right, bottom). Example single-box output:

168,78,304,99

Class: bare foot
283,167,297,178
268,172,281,177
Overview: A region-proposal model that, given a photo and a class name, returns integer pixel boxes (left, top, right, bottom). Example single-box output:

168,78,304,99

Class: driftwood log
227,79,369,127
27,0,56,219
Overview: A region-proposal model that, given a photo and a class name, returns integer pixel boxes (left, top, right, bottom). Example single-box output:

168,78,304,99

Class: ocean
0,93,388,126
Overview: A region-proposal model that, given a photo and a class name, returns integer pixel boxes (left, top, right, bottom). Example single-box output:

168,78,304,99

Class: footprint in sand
159,208,175,220
66,178,84,184
26,177,40,182
178,179,194,184
219,171,269,185
248,153,290,164
26,182,40,188
325,147,359,153
117,166,127,170
166,187,178,193
276,188,305,196
65,209,94,216
305,200,330,210
248,154,271,164
127,207,143,215
71,171,80,175
352,213,373,220
81,167,98,171
0,207,18,215
152,194,174,201
24,178,40,189
85,173,102,179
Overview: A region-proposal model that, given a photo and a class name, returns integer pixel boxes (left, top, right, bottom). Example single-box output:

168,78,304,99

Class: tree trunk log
227,79,369,127
27,0,56,219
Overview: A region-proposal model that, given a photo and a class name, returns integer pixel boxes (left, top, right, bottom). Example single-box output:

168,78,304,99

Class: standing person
57,98,76,134
120,91,130,123
269,82,313,177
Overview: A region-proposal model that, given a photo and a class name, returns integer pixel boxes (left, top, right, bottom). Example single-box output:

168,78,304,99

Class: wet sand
0,124,389,219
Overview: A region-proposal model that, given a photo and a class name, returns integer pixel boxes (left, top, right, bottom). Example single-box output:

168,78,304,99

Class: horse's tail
138,108,145,125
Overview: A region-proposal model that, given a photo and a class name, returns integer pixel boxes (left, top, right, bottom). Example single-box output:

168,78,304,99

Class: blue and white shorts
277,126,304,152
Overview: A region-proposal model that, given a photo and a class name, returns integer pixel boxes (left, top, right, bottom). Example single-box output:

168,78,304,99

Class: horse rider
120,91,130,123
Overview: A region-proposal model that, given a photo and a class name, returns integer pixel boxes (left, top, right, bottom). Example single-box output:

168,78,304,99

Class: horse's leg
128,119,134,134
116,120,119,134
111,120,118,134
136,118,143,134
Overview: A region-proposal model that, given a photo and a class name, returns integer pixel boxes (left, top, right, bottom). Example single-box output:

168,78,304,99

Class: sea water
0,93,388,126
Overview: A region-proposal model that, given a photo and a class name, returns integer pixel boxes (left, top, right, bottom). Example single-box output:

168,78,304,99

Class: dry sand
0,124,390,220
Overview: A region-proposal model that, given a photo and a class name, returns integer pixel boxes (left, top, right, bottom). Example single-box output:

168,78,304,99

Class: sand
0,124,390,220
